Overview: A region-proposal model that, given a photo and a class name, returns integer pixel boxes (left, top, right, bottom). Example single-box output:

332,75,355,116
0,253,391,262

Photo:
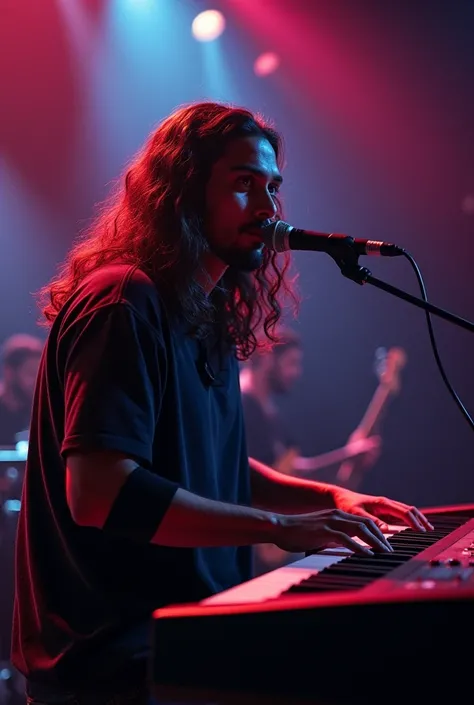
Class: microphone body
261,220,404,257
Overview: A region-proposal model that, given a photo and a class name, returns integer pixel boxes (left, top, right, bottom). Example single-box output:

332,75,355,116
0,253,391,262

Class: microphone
260,220,405,257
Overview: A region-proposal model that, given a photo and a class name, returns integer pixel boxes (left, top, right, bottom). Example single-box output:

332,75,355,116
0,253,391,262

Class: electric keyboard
152,504,474,704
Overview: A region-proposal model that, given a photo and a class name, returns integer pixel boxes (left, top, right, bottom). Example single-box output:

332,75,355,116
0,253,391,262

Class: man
12,101,433,705
240,327,382,573
0,334,43,446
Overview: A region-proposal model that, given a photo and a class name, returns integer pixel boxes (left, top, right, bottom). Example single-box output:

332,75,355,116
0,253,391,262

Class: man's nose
254,190,278,220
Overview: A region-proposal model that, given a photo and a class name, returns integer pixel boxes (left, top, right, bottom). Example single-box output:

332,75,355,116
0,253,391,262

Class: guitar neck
356,382,393,437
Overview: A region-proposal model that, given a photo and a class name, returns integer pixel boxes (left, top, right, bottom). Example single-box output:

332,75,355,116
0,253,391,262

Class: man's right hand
337,433,381,484
271,508,393,555
345,433,381,463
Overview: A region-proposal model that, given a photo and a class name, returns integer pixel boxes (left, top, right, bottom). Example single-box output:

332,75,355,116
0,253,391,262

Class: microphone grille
261,219,293,252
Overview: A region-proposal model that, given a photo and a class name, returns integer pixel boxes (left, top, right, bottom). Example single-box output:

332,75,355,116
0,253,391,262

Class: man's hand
272,508,395,555
330,487,435,533
269,490,434,555
345,431,381,467
337,432,381,486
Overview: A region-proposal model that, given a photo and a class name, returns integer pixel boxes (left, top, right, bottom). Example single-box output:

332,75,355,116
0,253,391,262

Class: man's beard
212,243,265,272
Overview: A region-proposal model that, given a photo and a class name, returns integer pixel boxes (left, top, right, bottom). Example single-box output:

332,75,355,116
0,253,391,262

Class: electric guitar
336,346,407,489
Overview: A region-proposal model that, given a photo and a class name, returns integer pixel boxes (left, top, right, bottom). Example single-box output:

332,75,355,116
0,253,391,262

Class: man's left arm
250,456,337,514
249,456,433,532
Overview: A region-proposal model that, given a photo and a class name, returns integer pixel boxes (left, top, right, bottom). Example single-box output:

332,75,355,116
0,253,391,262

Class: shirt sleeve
60,303,167,469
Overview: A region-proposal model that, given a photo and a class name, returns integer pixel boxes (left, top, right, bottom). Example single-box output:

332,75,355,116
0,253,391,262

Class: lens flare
192,10,226,42
254,52,280,77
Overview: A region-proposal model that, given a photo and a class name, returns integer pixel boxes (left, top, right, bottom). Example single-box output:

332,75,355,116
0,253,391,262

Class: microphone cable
402,251,473,432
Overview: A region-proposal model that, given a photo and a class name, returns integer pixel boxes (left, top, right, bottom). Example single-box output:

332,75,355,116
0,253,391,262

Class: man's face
269,347,303,395
205,135,282,271
6,355,40,402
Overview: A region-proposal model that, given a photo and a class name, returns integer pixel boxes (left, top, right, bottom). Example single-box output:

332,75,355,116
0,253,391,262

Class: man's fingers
329,531,374,556
402,507,434,532
277,503,434,556
343,519,393,553
332,509,392,549
373,500,434,532
351,510,392,547
413,507,435,531
366,435,381,451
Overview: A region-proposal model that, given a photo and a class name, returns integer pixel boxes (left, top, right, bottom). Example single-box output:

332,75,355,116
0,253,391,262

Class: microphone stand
334,254,474,334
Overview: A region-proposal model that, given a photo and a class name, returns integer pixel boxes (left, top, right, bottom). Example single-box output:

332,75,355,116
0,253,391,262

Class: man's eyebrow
230,164,283,184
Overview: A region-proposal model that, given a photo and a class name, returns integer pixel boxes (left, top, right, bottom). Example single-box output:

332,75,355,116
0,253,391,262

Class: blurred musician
0,334,43,447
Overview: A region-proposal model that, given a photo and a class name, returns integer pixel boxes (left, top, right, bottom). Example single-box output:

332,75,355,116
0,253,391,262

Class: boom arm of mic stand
335,259,474,333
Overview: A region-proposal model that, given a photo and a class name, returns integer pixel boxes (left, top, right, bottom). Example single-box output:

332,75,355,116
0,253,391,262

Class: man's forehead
221,136,279,170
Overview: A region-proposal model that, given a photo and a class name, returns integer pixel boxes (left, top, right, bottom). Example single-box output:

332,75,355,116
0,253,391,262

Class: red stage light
254,51,280,77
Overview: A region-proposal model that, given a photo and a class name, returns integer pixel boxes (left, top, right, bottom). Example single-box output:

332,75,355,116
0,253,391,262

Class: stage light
254,51,280,77
192,9,226,42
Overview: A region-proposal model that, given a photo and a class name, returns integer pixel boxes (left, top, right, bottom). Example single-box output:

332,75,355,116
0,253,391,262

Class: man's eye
269,184,280,196
237,176,252,187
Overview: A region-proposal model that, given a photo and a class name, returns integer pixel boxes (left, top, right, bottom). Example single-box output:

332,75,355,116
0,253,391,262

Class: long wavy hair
38,101,298,359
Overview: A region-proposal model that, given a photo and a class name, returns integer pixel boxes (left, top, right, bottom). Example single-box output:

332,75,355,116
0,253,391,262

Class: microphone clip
330,245,371,286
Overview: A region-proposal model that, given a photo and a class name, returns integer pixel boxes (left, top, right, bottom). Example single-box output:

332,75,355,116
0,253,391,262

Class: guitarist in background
240,326,383,575
240,327,381,479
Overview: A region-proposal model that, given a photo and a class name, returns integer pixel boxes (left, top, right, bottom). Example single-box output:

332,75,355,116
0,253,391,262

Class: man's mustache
239,218,275,233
